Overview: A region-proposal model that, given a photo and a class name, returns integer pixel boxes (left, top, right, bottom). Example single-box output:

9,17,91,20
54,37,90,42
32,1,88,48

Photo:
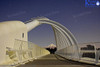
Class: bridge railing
55,42,100,65
55,45,79,61
79,42,100,65
3,39,50,66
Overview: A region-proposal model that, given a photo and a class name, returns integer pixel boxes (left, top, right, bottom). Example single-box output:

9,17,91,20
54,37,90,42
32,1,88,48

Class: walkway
18,54,97,67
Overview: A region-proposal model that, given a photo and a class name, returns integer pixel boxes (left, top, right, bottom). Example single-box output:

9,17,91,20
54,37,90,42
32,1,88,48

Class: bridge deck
18,54,97,67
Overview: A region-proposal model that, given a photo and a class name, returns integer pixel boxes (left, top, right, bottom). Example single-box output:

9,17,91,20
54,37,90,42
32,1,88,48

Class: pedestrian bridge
0,17,100,67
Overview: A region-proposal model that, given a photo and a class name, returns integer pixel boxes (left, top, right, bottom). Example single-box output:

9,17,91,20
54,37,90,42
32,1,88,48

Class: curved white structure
0,17,100,65
26,17,79,60
0,21,27,64
26,20,40,32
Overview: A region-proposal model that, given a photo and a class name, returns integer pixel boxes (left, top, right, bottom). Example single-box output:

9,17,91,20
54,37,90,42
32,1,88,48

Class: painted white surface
26,20,40,32
0,21,27,64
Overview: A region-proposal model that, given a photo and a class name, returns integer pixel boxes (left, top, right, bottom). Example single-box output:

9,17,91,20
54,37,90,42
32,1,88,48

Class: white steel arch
26,17,80,60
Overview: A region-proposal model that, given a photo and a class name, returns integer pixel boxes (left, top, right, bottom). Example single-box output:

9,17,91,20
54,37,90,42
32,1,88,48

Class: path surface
17,54,97,67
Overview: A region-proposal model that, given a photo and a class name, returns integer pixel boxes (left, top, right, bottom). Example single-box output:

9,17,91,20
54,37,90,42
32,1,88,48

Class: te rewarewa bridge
0,17,100,67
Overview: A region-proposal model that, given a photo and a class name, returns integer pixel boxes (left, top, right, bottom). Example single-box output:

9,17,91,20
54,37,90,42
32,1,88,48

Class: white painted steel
26,20,40,32
26,17,79,60
0,17,100,66
26,17,100,65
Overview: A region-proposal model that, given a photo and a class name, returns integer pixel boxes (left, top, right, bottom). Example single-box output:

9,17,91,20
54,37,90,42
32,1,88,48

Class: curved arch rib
26,17,79,60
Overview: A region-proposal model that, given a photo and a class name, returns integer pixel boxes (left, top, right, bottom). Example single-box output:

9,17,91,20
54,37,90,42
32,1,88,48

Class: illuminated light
96,1,100,6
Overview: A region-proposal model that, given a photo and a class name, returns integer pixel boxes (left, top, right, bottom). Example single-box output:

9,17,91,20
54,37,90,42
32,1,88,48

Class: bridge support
0,21,27,64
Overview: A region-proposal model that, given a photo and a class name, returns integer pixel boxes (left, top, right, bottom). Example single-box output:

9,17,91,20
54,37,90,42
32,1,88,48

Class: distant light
96,1,100,6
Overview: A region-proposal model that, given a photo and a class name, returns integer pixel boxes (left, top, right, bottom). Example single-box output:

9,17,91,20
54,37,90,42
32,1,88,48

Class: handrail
3,39,50,66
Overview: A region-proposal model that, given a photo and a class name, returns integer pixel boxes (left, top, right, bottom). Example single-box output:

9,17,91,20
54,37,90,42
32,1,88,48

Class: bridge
0,17,100,67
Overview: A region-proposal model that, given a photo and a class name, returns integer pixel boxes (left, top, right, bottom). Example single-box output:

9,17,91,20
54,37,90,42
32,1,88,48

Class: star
96,1,100,6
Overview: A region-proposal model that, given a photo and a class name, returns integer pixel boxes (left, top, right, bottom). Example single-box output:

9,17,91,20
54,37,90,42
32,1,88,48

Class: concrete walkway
17,54,97,67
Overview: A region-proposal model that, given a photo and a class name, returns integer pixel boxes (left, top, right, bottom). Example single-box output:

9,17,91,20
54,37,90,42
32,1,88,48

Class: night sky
0,0,100,47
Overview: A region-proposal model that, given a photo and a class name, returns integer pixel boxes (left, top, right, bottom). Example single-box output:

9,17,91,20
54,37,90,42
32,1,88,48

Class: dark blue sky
0,0,100,46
